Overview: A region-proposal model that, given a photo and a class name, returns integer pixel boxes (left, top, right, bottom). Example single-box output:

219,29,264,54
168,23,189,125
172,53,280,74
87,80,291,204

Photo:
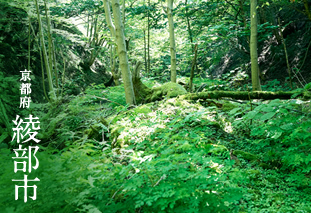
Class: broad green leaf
244,111,259,120
228,107,240,115
260,112,276,121
261,107,274,112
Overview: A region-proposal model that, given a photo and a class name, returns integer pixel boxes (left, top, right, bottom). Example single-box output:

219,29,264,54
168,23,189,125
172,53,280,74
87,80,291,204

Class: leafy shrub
229,99,311,173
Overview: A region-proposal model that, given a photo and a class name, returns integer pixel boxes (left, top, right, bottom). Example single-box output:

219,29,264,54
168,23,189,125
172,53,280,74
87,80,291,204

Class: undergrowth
0,78,310,213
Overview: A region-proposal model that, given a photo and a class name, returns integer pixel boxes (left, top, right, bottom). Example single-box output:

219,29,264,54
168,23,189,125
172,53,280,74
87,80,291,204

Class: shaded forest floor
1,78,311,213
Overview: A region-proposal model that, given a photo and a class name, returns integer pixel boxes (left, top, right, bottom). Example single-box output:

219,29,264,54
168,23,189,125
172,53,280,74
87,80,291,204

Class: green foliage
226,98,311,207
0,73,30,144
2,83,311,212
52,0,103,17
101,84,126,107
261,79,294,92
192,71,297,93
216,68,249,91
2,0,311,211
0,73,21,123
37,83,123,148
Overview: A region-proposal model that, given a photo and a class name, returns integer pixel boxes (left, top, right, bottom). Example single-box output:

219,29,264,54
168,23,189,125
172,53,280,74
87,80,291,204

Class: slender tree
34,0,56,98
167,0,177,83
105,0,136,105
189,44,198,93
43,0,58,96
185,0,193,52
144,30,147,74
104,0,120,85
250,0,261,91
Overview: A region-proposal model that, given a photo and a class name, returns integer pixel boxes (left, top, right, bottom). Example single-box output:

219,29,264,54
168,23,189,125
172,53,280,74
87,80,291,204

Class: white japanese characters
19,70,32,109
12,70,41,203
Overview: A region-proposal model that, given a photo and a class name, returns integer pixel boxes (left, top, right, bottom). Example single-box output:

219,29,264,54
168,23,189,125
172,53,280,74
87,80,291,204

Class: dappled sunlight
115,98,219,145
224,122,233,133
209,160,224,174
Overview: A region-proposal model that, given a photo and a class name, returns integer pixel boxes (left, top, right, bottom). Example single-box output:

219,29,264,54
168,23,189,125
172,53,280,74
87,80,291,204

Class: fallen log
131,63,310,103
181,90,311,101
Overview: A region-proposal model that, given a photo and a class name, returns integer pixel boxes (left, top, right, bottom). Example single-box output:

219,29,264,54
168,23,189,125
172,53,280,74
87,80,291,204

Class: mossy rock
233,150,258,161
161,82,187,98
133,77,188,103
149,82,187,101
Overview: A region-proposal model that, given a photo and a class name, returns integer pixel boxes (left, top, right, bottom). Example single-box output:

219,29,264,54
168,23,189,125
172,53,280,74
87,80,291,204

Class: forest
0,0,311,212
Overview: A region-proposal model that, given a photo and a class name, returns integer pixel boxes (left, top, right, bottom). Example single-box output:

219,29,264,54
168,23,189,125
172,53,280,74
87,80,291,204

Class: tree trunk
144,30,147,75
104,0,120,86
104,0,116,42
167,0,177,83
111,0,136,105
185,0,199,74
44,0,58,96
189,44,198,93
43,0,53,76
250,0,261,91
34,0,56,99
132,61,152,103
30,21,50,102
185,0,193,52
